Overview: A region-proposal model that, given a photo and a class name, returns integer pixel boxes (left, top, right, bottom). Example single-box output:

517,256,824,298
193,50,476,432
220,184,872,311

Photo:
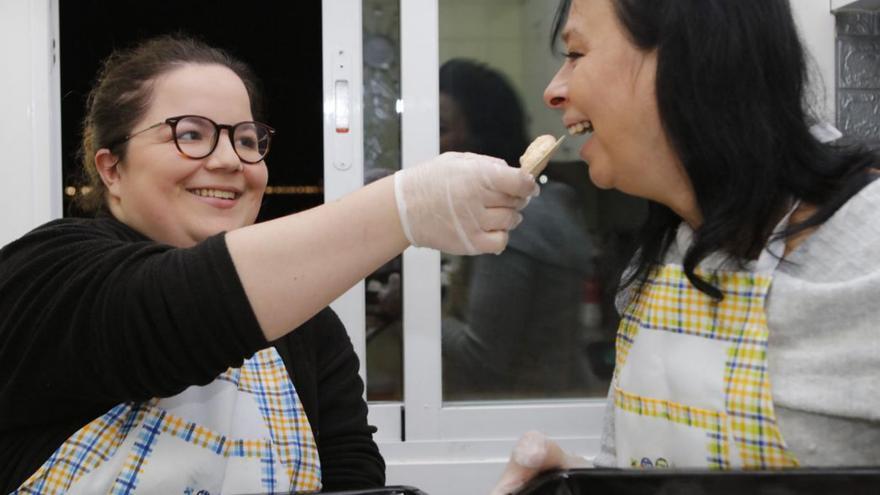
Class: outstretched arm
228,152,538,341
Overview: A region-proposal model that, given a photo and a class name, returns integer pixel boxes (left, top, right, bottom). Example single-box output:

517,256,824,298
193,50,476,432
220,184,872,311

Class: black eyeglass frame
107,114,276,164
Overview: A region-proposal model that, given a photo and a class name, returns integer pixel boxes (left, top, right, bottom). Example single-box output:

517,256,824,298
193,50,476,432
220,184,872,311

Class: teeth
567,121,594,136
192,189,237,200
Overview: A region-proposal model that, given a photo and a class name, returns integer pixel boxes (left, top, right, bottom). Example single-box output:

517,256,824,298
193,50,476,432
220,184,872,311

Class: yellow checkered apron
613,255,799,469
15,348,322,494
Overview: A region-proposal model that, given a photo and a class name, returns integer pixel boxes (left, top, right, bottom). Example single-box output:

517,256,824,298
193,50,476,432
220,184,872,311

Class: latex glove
394,152,539,255
490,431,590,495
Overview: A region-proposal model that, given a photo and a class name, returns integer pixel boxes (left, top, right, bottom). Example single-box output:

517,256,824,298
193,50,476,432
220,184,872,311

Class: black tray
513,468,880,495
308,487,428,495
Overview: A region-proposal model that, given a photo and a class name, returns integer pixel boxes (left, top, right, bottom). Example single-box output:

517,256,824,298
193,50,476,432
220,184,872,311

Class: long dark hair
77,34,265,213
554,0,878,298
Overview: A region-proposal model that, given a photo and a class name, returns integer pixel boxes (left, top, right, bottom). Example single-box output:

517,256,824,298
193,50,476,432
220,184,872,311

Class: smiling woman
543,0,694,222
57,0,328,223
496,0,880,490
92,64,270,247
0,34,538,494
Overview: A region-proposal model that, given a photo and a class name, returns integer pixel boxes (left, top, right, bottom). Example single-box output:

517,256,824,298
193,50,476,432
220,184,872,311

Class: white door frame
0,0,63,247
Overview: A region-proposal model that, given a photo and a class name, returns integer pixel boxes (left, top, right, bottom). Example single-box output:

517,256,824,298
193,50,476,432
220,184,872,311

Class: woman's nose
206,130,242,172
543,67,568,109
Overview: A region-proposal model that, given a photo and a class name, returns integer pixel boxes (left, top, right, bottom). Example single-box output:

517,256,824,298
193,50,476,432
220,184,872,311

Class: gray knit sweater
596,178,880,467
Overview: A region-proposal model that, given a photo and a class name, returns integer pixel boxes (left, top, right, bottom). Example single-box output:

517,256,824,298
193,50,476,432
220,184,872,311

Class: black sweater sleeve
275,309,386,491
0,217,268,409
0,217,268,490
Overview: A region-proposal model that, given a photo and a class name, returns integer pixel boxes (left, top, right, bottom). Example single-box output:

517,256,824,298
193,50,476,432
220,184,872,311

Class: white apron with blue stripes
16,348,321,495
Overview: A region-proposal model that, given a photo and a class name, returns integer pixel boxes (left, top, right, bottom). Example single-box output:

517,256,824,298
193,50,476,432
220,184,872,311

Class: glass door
323,0,648,492
396,0,619,446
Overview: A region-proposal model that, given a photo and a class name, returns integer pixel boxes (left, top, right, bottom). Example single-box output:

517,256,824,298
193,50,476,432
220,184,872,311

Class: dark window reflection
60,0,324,221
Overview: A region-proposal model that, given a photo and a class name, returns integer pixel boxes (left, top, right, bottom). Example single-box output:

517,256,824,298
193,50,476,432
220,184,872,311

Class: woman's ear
94,148,123,197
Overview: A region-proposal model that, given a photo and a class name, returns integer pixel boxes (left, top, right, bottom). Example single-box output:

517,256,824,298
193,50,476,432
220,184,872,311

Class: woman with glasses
493,0,880,492
0,35,537,494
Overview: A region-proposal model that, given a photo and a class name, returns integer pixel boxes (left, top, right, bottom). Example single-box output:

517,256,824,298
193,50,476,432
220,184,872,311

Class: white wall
791,0,838,124
0,0,62,248
438,0,527,97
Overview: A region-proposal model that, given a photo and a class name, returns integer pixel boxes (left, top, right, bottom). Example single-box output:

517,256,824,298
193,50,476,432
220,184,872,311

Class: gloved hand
490,431,590,495
394,152,539,255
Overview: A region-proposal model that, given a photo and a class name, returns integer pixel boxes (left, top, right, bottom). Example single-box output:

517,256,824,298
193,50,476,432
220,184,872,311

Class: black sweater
0,216,385,493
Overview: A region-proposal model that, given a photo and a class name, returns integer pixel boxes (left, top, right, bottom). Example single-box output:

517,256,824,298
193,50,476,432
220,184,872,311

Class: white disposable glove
490,431,590,495
394,152,539,255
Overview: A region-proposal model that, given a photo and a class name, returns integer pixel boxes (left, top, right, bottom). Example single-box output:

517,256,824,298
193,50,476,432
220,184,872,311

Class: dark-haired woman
0,35,538,494
496,0,879,488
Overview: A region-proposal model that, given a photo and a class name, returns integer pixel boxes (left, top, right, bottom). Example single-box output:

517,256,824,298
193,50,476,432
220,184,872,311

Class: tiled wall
836,11,880,148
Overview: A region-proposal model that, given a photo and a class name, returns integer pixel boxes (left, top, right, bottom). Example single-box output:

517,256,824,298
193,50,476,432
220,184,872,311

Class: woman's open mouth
567,121,594,136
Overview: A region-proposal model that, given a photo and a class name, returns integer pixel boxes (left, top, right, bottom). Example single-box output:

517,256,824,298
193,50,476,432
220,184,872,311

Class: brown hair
77,34,265,212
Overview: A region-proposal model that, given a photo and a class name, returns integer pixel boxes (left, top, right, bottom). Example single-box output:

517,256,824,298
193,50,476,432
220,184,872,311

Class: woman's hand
490,431,589,495
394,152,539,255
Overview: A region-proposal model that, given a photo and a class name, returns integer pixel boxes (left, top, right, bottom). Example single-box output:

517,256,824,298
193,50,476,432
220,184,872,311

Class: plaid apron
15,348,322,494
612,219,799,470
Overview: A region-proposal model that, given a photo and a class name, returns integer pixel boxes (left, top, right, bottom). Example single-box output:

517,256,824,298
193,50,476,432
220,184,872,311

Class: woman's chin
587,166,615,190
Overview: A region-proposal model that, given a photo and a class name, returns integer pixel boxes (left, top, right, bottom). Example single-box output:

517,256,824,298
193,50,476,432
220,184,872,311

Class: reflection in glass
438,0,647,402
439,59,599,400
363,0,404,402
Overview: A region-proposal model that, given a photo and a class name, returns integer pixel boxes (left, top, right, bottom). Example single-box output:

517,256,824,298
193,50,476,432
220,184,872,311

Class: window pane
438,0,647,402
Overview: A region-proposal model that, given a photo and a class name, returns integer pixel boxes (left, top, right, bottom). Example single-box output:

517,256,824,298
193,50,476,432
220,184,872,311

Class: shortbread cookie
519,135,565,176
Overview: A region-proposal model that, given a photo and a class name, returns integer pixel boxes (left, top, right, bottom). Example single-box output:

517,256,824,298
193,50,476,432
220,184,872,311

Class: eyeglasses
109,115,276,164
